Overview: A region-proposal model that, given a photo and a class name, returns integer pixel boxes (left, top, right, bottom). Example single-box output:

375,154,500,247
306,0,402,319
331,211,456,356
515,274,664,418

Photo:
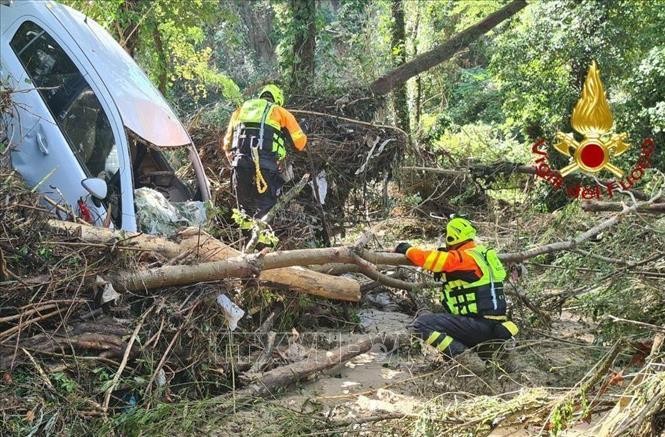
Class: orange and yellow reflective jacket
222,99,306,170
405,241,509,318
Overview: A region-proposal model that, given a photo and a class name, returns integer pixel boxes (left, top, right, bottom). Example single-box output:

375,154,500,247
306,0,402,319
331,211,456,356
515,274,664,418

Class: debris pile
189,91,405,247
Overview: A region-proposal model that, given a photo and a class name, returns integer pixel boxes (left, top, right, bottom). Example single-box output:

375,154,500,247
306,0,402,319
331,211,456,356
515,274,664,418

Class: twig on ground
102,306,154,412
605,315,665,332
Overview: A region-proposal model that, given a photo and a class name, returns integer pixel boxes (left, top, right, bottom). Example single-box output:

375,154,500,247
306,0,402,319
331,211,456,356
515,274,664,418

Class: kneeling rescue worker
222,84,307,218
395,217,518,357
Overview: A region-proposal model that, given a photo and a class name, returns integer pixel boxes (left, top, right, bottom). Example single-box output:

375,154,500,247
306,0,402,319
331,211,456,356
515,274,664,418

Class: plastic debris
216,294,245,331
133,187,206,236
156,369,166,387
309,170,328,205
94,275,120,304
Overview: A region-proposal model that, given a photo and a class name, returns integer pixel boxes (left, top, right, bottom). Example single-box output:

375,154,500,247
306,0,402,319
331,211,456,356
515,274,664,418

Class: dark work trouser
232,165,284,218
411,312,516,357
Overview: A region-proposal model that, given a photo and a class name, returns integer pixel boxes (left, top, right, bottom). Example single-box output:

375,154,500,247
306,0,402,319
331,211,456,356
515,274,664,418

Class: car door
2,18,124,227
0,21,95,220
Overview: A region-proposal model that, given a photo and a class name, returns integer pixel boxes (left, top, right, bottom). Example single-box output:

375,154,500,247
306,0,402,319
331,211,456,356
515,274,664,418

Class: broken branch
582,201,665,214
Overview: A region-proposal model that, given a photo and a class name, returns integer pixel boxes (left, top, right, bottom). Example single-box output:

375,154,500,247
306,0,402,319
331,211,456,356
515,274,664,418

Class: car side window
9,21,118,179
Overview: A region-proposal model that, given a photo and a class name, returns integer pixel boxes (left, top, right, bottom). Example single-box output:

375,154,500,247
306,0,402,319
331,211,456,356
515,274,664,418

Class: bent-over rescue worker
395,217,518,357
222,84,307,217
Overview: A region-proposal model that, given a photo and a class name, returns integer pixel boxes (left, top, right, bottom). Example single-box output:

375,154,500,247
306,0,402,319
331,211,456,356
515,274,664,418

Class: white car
0,0,211,232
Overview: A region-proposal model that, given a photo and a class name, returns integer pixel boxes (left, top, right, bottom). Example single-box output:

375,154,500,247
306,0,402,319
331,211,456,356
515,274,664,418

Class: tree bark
290,0,316,90
242,333,408,397
236,0,276,68
411,4,422,126
581,201,665,214
48,193,656,299
152,25,168,93
370,0,527,96
48,221,361,302
390,0,410,134
177,230,360,301
111,246,368,301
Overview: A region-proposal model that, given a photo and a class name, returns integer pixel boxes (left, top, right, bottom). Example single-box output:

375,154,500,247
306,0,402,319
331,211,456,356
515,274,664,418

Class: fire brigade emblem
531,60,655,199
554,61,629,177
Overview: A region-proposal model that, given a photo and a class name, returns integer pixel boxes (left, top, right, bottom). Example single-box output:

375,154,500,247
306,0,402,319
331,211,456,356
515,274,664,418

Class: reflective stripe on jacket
222,98,307,169
405,241,508,317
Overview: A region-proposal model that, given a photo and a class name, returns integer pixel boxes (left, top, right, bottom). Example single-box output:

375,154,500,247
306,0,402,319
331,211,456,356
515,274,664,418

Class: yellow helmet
259,84,285,106
446,217,476,246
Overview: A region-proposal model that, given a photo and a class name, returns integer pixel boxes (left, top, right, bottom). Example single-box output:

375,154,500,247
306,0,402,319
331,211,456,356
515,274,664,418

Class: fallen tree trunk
582,201,665,214
369,0,527,95
49,195,658,300
112,246,374,301
242,333,408,397
177,229,360,302
49,221,361,302
401,163,537,177
402,164,653,200
48,220,181,255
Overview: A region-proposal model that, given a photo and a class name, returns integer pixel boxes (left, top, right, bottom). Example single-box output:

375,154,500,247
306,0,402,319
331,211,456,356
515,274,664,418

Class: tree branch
500,197,659,263
244,173,310,252
582,201,665,214
369,0,527,95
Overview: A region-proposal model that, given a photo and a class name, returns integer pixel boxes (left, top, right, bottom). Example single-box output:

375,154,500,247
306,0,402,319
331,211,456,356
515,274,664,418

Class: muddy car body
0,0,211,232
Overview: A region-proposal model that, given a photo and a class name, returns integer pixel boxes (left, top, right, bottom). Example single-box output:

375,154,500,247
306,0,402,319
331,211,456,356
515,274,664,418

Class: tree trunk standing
237,0,276,69
290,0,316,91
411,5,422,127
370,0,528,96
113,0,145,57
390,0,409,134
152,25,169,94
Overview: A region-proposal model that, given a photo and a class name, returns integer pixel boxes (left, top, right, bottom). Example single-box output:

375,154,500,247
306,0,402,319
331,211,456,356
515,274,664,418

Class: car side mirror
81,177,108,200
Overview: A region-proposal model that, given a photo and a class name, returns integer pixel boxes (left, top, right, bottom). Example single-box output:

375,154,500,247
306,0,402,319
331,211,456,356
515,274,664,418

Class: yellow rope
251,146,268,194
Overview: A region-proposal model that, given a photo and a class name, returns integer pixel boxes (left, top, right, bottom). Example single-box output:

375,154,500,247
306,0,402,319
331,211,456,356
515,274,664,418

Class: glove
394,242,412,254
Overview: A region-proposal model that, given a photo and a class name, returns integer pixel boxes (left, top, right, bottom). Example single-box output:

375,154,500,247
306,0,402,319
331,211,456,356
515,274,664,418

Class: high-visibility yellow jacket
222,98,307,170
405,241,508,318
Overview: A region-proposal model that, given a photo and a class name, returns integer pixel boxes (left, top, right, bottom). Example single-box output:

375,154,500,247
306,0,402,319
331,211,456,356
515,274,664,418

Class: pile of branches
0,173,264,433
0,169,395,434
189,89,406,247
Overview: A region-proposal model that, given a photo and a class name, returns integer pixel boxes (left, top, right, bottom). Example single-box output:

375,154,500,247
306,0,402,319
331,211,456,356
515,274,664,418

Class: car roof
21,1,192,148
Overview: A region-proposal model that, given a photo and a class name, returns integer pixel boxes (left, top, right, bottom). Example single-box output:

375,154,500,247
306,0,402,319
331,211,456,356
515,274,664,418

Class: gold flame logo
554,61,629,177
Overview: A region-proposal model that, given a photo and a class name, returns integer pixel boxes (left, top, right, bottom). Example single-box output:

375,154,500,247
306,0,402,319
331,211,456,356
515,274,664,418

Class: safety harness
251,102,272,194
441,245,518,336
232,99,290,194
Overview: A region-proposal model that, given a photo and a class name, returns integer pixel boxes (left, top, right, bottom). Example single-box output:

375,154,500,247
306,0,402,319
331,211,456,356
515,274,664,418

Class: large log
369,0,527,95
582,201,665,214
242,333,408,397
49,194,657,299
111,246,372,298
48,220,181,255
48,221,361,302
178,229,360,301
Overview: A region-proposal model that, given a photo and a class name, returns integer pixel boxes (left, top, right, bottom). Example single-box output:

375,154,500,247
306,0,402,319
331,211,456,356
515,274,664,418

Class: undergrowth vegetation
1,0,664,435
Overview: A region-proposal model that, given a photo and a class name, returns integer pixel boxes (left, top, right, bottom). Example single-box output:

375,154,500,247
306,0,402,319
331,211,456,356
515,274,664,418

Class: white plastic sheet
134,187,206,236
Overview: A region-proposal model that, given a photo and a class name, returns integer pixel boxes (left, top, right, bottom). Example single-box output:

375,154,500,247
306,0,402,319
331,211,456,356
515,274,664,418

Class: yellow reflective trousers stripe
425,331,454,352
484,315,507,321
501,321,519,336
437,335,454,352
425,331,441,345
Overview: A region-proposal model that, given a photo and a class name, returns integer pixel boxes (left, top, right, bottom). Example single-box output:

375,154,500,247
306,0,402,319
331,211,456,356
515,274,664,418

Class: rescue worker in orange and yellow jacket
394,217,518,357
222,84,307,218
